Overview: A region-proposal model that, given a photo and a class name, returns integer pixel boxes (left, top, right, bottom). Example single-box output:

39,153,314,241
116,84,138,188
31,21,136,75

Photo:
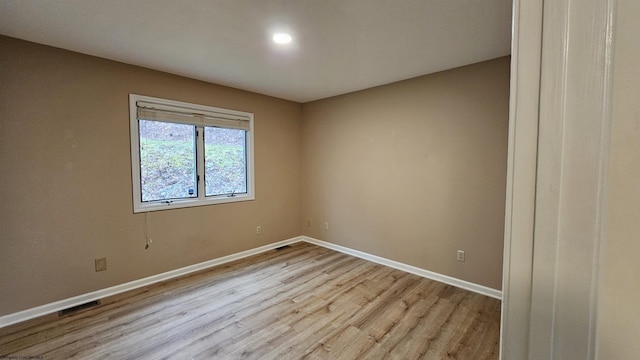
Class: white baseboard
0,236,302,328
301,236,502,300
0,234,501,328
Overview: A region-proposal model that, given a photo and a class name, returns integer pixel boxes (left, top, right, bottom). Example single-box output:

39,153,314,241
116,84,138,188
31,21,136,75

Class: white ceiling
0,0,512,103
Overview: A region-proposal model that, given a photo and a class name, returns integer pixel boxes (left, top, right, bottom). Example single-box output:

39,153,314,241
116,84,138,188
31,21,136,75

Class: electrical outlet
324,222,329,230
95,257,107,272
307,220,311,227
456,250,465,262
256,225,262,235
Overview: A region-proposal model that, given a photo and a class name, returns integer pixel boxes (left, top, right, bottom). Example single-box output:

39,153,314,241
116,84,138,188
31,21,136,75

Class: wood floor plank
0,242,501,359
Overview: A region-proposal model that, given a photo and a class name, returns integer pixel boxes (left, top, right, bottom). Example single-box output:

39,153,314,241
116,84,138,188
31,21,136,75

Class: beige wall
0,35,510,317
597,1,640,358
301,57,510,290
0,36,302,315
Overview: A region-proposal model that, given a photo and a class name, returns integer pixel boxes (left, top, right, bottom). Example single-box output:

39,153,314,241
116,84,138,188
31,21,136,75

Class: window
129,94,254,212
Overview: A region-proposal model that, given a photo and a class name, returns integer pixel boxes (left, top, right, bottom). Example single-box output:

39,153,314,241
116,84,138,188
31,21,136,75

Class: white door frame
501,0,615,358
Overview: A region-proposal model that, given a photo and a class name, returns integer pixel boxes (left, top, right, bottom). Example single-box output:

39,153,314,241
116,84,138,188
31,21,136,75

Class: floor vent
275,245,291,251
58,300,101,316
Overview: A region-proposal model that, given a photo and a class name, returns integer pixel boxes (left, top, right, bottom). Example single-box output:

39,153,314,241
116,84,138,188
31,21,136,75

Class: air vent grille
58,300,101,316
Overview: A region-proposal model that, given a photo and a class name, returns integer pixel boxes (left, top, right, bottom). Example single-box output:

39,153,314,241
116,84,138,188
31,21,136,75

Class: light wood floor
0,242,501,359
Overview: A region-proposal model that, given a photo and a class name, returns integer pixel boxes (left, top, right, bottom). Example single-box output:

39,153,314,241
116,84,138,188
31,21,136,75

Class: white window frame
129,94,255,213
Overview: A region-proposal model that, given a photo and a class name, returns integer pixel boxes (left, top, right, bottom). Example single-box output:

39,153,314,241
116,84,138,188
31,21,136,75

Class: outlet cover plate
95,257,107,272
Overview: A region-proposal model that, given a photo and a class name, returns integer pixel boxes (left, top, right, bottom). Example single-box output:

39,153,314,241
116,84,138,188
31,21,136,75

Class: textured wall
301,57,510,290
0,36,302,315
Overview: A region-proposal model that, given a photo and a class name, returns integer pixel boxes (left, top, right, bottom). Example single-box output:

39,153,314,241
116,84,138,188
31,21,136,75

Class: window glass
204,127,247,196
139,120,197,202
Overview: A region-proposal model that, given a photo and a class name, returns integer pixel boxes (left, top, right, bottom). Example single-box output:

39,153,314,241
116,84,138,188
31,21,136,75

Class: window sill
133,194,255,213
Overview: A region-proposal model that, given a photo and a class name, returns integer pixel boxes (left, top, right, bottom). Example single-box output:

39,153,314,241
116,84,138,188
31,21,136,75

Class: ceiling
0,0,512,103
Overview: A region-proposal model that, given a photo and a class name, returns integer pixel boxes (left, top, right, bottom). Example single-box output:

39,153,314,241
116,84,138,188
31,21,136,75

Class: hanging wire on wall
144,211,152,249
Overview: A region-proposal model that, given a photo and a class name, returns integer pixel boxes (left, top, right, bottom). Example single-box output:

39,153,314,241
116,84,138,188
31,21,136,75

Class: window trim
129,94,255,213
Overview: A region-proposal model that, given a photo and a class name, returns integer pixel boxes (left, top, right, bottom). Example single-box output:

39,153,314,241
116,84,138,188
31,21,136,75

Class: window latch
162,200,173,205
228,190,236,198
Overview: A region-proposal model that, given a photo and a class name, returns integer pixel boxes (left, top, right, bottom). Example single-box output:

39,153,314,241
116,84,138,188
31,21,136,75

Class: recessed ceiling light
273,33,292,44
